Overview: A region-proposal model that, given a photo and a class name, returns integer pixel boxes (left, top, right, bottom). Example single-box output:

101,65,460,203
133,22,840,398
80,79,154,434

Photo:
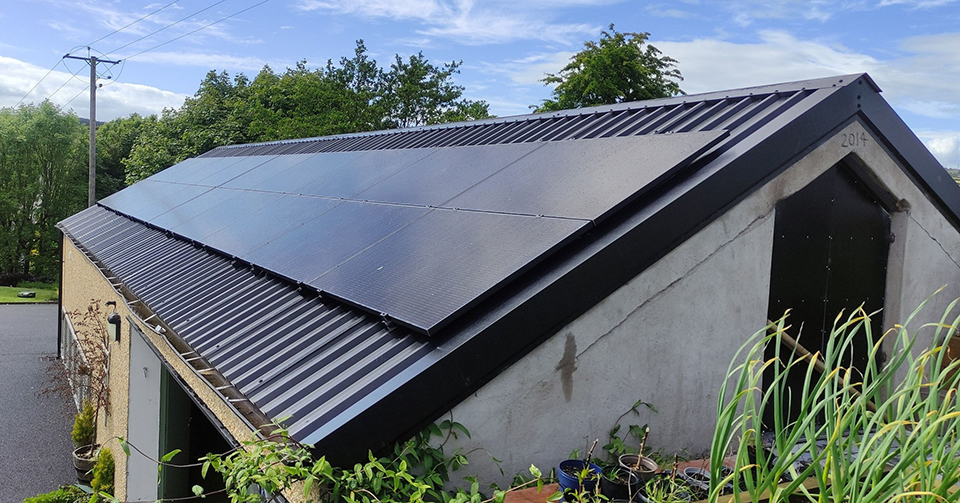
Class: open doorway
158,366,231,501
127,324,232,501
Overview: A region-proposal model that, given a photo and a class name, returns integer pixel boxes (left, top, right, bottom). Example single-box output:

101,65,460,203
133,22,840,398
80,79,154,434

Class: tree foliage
0,42,489,277
0,101,87,279
124,40,491,183
536,25,683,112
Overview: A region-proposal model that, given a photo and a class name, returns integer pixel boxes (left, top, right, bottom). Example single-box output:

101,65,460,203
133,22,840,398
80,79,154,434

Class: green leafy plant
90,447,115,501
71,401,95,448
709,295,960,503
196,420,549,503
22,485,85,503
643,473,690,503
602,399,658,460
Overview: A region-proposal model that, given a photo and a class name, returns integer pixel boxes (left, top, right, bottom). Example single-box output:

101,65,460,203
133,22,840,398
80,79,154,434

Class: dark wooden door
765,165,890,426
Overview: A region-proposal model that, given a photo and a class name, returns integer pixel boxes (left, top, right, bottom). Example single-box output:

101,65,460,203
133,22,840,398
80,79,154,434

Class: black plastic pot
600,465,642,502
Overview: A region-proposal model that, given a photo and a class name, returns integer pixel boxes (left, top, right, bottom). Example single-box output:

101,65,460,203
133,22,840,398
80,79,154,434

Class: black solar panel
148,157,236,184
168,189,284,243
243,201,430,283
355,143,541,206
203,193,343,258
293,149,434,198
99,180,214,222
447,132,727,221
221,154,317,189
313,209,588,332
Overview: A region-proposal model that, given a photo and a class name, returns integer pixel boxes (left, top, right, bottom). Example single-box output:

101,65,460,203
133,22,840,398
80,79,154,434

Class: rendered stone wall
441,121,960,487
60,237,256,500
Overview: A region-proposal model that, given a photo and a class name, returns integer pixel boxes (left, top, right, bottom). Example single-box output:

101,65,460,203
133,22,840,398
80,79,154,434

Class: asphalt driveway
0,303,76,502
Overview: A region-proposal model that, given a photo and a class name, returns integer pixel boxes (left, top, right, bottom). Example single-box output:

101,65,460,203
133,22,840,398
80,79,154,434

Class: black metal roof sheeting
60,204,433,442
60,73,960,463
202,81,817,157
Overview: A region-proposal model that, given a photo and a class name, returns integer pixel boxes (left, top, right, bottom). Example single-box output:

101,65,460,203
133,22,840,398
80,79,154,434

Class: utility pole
64,51,120,207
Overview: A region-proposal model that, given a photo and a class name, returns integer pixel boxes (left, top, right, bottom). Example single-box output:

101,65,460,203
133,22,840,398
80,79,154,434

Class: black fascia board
310,78,870,464
856,85,960,230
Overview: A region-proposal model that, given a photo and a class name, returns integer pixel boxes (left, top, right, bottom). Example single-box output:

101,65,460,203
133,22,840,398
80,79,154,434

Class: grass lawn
0,282,58,303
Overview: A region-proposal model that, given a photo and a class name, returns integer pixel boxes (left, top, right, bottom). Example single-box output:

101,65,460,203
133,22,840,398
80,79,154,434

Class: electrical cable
46,64,87,101
104,0,228,57
123,0,270,62
15,44,87,107
86,0,180,48
14,59,65,107
63,85,89,109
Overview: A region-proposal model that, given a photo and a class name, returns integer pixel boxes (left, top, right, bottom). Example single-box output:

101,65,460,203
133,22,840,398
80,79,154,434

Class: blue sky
1,0,958,167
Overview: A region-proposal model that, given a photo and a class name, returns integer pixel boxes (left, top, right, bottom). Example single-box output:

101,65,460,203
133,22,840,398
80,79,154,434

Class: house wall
60,237,256,500
442,120,960,487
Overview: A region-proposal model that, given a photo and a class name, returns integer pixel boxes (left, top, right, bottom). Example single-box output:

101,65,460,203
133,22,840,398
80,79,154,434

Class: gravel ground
0,303,77,502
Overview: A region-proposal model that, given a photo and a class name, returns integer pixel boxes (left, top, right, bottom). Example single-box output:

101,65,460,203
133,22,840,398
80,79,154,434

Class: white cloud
121,51,274,72
296,0,447,20
0,55,186,121
419,13,595,45
878,0,960,7
469,51,576,91
654,30,960,120
917,131,960,169
648,30,960,167
296,0,597,45
654,32,878,95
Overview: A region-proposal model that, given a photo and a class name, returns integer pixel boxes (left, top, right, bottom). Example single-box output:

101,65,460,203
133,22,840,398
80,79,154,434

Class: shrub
91,448,115,501
71,401,95,448
22,485,84,503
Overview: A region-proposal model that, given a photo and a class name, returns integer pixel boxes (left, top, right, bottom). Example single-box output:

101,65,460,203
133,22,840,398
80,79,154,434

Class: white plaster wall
441,121,960,487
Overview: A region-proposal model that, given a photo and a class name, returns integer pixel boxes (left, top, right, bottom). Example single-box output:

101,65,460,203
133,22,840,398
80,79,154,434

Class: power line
14,59,64,107
86,0,181,48
63,85,88,109
123,0,270,61
104,0,228,58
46,64,87,101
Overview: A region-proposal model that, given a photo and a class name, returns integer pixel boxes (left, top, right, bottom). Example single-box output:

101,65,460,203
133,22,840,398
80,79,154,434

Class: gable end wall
442,120,960,486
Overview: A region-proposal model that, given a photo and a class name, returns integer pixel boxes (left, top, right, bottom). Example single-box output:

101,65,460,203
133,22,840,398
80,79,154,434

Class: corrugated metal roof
60,205,432,441
60,73,957,461
201,85,815,157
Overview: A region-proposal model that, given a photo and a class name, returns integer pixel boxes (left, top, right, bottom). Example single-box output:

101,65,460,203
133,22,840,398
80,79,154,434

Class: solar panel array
99,131,725,333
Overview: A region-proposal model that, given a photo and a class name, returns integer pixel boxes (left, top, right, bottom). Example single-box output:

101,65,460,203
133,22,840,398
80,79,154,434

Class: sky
0,0,959,168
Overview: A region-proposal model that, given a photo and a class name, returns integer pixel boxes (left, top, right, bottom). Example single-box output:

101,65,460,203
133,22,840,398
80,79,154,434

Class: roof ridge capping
204,73,877,154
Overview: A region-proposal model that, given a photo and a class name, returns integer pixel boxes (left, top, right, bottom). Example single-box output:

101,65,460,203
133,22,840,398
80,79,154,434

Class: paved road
0,304,76,502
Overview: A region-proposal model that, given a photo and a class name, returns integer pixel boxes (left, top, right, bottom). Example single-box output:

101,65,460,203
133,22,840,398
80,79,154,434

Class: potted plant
599,465,642,502
72,400,99,483
557,441,602,499
642,472,692,503
618,426,659,482
46,301,113,485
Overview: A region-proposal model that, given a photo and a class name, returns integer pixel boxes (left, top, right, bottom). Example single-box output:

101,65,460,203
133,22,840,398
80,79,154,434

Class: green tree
0,101,86,278
124,40,492,183
382,53,490,128
96,113,154,198
536,24,683,112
